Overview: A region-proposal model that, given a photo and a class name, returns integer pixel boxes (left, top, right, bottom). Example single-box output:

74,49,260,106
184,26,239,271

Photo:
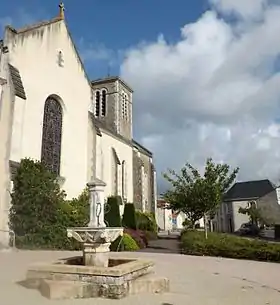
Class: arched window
101,89,107,116
41,96,63,176
95,90,100,117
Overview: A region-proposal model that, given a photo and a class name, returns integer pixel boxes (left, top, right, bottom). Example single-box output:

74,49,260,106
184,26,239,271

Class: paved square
1,250,280,305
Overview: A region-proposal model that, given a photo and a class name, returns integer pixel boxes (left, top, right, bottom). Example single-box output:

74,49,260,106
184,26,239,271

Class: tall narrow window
122,92,128,119
41,96,63,176
95,90,100,117
101,89,107,116
121,160,126,200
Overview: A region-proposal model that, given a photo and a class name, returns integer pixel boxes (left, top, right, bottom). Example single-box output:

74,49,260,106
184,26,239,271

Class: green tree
163,158,239,236
9,158,66,247
238,202,267,226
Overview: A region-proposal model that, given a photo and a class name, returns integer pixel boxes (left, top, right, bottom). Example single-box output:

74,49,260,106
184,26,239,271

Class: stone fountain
21,178,169,300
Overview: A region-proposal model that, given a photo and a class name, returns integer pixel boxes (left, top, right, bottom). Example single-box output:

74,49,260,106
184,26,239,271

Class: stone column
87,178,106,228
83,242,111,267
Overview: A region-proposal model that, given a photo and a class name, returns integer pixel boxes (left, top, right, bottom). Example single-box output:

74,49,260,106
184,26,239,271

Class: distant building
213,179,280,233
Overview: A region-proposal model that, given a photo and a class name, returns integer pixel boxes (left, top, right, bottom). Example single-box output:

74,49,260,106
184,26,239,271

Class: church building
0,4,157,247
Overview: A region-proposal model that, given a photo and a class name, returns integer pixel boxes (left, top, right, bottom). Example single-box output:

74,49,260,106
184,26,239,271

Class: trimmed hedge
122,203,137,230
136,211,157,233
105,196,122,227
181,230,280,263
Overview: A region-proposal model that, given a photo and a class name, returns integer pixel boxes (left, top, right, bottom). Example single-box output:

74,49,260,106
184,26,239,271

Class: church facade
0,8,157,247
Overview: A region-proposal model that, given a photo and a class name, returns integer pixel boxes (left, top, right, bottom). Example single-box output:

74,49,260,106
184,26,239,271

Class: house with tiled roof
213,179,280,233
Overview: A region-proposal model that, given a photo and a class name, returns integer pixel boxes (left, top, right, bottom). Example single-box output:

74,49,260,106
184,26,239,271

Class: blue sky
0,0,208,78
2,0,280,185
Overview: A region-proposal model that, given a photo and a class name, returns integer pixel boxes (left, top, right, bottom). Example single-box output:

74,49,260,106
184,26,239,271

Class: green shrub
110,233,140,252
122,203,137,230
104,196,122,227
9,158,90,250
122,233,139,251
136,211,157,232
10,158,65,249
181,230,280,263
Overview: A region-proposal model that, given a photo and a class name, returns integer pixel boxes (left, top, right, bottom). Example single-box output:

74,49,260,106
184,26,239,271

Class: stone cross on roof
59,2,65,20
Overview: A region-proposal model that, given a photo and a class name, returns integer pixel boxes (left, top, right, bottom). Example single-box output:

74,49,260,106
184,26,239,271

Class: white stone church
0,5,157,247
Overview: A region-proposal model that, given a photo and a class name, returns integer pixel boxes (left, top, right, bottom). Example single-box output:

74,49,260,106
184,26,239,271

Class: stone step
128,274,170,295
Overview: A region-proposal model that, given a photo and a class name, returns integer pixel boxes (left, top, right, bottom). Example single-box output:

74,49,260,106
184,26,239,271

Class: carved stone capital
67,227,123,244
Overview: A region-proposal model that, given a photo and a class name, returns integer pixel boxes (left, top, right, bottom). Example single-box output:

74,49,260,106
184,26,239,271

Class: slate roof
112,147,121,165
91,76,133,93
8,64,26,100
224,179,274,202
132,139,153,157
88,112,102,136
6,18,61,34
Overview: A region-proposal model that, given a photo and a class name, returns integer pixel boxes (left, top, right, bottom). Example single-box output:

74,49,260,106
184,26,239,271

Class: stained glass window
41,97,63,176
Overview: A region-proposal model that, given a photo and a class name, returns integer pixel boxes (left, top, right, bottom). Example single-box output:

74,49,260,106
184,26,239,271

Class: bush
136,211,157,232
122,233,140,251
124,228,146,248
10,159,65,249
181,230,280,263
9,158,90,250
110,232,140,252
105,196,122,227
122,203,137,230
143,230,158,241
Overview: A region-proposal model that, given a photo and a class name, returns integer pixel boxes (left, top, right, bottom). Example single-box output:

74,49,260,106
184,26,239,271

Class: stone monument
67,178,123,267
21,178,169,299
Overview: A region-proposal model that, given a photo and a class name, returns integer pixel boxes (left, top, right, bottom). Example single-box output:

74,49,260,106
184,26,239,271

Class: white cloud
120,1,280,189
209,0,268,19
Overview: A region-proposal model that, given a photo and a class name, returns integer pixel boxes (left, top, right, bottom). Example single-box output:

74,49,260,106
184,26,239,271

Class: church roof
91,76,133,93
8,64,26,100
6,18,61,34
132,139,152,157
88,112,102,136
4,4,92,90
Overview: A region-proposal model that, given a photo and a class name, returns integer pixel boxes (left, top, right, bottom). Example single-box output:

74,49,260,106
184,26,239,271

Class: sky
1,0,280,191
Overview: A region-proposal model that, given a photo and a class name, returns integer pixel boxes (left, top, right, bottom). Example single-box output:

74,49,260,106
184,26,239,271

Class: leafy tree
9,158,66,248
238,202,268,226
163,158,239,234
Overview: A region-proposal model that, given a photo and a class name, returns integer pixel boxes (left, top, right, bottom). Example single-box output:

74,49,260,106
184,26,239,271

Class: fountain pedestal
67,178,123,267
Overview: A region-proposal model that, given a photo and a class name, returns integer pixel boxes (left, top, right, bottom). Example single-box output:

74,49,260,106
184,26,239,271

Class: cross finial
59,2,65,20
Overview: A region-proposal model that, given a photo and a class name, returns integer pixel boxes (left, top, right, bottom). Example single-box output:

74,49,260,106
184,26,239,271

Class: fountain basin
67,227,123,267
22,256,169,299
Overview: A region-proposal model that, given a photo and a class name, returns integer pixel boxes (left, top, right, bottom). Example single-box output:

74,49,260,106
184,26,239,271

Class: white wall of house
6,20,91,199
156,208,173,231
175,212,186,229
232,200,251,231
215,201,250,232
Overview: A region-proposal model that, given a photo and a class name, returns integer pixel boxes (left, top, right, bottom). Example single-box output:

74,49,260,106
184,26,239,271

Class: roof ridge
6,17,63,34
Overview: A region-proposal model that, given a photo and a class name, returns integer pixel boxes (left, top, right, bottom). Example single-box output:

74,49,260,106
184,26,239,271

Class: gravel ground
1,249,280,305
